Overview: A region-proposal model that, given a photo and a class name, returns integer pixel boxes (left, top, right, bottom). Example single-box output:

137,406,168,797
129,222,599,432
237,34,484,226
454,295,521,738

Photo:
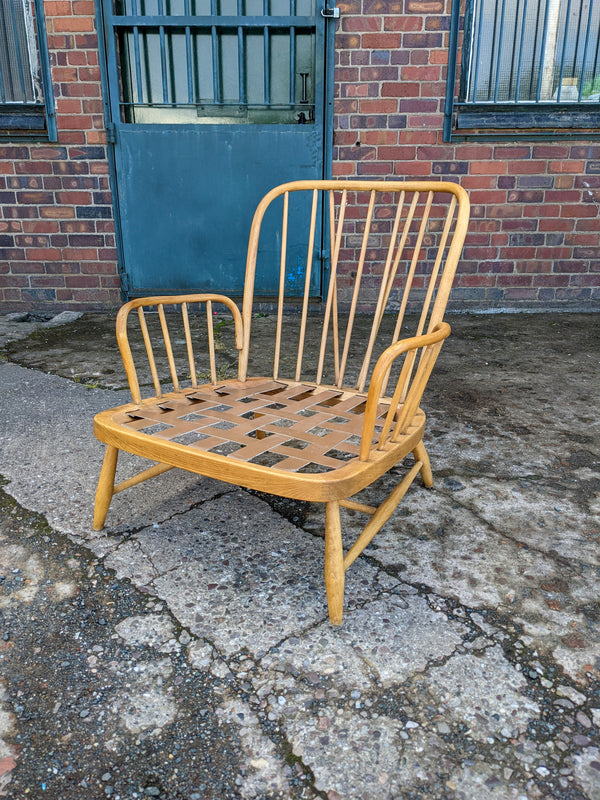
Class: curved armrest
116,294,244,403
360,322,451,461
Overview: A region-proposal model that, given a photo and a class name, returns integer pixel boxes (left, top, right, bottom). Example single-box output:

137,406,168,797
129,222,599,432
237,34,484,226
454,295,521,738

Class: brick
401,66,440,82
16,191,54,204
402,33,443,48
76,206,113,219
359,67,399,81
14,161,52,175
464,177,500,190
457,275,495,287
506,160,540,174
382,82,419,97
493,146,531,159
342,16,381,32
63,249,99,261
53,17,95,32
363,0,403,10
68,234,104,247
361,131,398,145
516,175,553,189
407,0,444,9
532,274,569,287
560,204,599,217
432,161,468,175
553,260,589,273
21,289,57,302
57,132,86,145
507,190,544,203
497,274,533,287
502,218,537,231
40,206,75,219
65,275,101,287
358,99,399,114
30,275,66,287
67,51,88,66
43,177,62,191
72,1,97,14
57,191,92,205
361,34,402,49
425,15,450,31
574,246,600,259
574,218,599,231
539,218,574,232
384,16,422,31
470,161,508,175
407,113,443,128
390,50,410,65
61,82,101,97
58,115,93,130
45,1,72,14
357,161,393,176
549,160,585,174
457,145,494,160
393,160,435,176
532,145,570,159
377,146,417,160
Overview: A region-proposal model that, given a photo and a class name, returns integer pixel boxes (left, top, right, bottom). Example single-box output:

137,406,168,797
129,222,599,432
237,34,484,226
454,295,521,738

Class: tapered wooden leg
93,445,118,531
325,500,345,625
413,440,433,488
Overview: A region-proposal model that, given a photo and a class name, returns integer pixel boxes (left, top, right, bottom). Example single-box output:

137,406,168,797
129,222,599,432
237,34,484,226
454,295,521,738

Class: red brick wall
332,0,600,310
1,0,598,312
0,1,120,311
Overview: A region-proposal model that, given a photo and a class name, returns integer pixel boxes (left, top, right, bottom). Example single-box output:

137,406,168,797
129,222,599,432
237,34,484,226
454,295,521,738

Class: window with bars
444,0,600,139
0,0,55,139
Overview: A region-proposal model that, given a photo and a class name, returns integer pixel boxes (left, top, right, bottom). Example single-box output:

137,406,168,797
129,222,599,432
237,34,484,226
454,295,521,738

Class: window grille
444,0,600,139
0,0,56,139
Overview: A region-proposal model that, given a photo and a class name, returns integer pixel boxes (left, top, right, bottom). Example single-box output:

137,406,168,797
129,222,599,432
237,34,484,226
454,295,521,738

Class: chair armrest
360,322,451,461
116,294,244,403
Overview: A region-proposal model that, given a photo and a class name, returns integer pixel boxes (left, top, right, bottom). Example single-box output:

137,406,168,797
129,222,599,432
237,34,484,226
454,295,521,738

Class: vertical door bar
237,0,246,104
263,0,270,104
184,0,194,103
210,0,220,103
289,0,296,104
157,0,169,102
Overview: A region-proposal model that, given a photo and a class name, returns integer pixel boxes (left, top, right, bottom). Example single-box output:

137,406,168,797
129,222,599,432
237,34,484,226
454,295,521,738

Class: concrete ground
0,309,598,800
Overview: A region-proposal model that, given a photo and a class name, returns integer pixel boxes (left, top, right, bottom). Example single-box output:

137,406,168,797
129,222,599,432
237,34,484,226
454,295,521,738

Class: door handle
321,6,340,17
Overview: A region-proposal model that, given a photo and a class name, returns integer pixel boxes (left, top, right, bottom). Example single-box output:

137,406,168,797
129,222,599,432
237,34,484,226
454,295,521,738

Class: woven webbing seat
93,180,470,624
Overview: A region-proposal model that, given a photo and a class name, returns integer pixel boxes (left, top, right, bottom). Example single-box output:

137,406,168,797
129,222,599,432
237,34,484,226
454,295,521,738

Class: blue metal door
101,0,335,296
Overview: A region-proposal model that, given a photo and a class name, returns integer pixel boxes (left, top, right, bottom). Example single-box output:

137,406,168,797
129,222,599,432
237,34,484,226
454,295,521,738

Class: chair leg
413,440,433,488
93,445,118,531
324,500,345,626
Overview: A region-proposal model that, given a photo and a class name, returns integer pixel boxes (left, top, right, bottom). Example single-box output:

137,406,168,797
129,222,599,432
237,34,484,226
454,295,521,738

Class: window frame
0,0,56,141
444,0,600,141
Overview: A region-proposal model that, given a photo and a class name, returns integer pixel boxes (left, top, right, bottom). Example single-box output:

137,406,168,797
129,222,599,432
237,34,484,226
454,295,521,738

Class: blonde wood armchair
93,180,470,624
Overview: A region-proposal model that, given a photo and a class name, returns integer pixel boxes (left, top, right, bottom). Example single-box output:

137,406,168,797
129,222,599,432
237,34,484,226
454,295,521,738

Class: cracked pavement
0,310,598,799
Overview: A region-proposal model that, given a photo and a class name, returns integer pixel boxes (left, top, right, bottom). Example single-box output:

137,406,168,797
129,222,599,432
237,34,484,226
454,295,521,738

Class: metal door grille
112,0,317,123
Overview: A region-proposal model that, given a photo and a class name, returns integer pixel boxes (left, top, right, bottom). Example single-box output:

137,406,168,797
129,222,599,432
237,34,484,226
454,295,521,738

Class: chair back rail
240,180,469,396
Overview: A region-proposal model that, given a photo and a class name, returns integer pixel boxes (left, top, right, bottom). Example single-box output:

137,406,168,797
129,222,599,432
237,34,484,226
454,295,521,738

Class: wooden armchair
93,180,470,624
